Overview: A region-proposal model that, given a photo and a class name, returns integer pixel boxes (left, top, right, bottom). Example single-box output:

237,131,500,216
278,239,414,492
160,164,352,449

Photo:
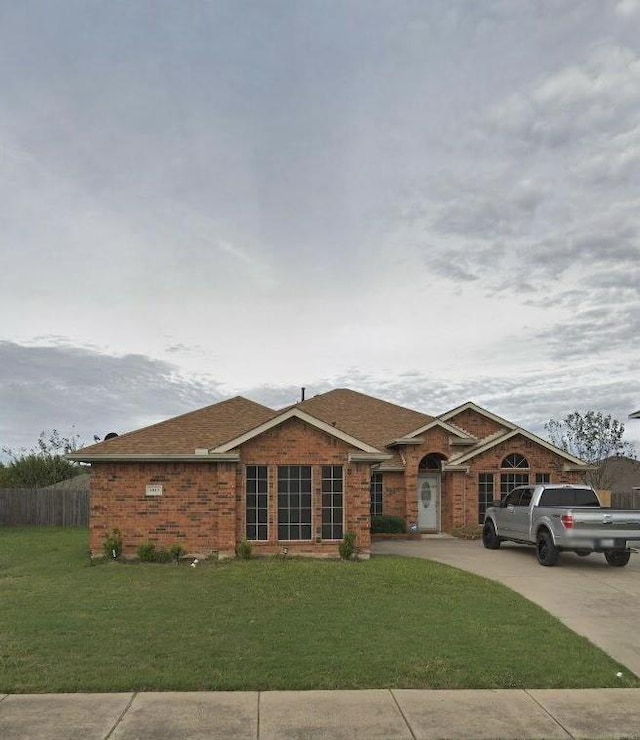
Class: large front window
246,465,268,541
321,465,343,540
277,465,312,540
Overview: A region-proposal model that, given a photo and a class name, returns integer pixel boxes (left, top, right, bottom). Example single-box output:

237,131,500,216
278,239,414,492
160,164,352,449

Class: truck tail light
561,514,575,530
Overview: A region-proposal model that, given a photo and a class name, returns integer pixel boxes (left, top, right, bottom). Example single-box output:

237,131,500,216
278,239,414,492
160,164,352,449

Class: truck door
510,488,533,539
499,489,522,538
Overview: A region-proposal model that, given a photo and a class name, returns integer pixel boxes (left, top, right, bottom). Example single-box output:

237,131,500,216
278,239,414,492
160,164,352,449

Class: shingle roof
295,388,433,450
630,410,640,419
72,396,277,457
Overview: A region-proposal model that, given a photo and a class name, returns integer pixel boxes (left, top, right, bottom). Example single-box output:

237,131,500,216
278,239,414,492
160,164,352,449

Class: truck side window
502,490,520,507
519,489,533,507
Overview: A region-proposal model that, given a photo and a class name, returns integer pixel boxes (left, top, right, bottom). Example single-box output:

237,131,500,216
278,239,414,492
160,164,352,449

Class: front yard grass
0,527,636,693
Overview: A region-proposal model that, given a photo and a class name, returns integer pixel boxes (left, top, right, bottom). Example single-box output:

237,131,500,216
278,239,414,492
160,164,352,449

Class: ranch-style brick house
69,388,591,558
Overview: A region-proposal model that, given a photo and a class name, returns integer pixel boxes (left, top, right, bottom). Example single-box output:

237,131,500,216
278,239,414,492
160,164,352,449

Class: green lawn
0,527,636,693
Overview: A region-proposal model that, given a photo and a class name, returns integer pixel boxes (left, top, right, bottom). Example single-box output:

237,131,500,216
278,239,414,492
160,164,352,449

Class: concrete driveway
372,537,640,677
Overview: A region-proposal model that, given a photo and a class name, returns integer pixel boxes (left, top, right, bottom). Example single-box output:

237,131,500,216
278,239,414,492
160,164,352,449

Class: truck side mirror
492,500,502,508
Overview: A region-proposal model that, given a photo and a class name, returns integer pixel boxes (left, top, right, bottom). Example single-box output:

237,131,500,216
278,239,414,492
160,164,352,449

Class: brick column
347,462,372,557
216,462,238,558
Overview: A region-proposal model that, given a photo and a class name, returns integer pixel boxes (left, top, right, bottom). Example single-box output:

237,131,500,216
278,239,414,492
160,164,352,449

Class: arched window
500,454,529,497
501,454,529,469
419,453,447,471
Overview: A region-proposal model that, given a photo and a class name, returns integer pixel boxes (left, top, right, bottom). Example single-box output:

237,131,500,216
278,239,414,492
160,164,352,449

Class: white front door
417,474,440,531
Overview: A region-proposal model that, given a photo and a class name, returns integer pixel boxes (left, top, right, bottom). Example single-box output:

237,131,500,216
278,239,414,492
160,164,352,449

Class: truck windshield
538,488,600,507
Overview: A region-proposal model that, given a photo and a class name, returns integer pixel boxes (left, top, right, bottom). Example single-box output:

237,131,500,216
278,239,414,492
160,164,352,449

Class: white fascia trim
630,411,640,419
449,437,477,446
212,407,380,454
442,464,470,473
452,428,588,467
349,452,393,463
439,402,517,431
387,437,425,446
66,453,240,463
403,418,476,440
376,464,406,472
563,464,597,472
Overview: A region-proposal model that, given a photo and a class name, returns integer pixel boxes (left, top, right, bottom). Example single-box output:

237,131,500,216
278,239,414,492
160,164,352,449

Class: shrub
236,539,252,559
103,529,123,559
370,515,406,534
338,532,357,560
137,542,175,563
169,544,186,562
154,548,173,563
137,542,157,562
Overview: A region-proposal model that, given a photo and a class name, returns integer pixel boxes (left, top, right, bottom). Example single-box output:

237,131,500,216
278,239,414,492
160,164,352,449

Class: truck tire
604,550,631,567
482,521,501,550
536,530,560,566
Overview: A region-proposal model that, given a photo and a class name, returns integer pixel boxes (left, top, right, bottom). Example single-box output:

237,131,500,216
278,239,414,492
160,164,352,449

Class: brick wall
380,471,405,518
237,417,371,556
90,417,373,559
447,408,508,439
90,461,227,557
376,431,587,532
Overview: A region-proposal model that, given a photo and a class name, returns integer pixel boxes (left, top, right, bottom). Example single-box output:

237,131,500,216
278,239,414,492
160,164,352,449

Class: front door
417,474,440,531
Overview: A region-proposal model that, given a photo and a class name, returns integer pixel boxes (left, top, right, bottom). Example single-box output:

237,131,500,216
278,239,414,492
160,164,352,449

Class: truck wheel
482,521,501,550
536,530,559,566
604,550,631,567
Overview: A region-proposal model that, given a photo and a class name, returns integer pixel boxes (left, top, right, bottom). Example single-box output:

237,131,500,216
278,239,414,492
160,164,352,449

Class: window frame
478,473,495,524
321,465,344,540
500,472,530,498
277,465,313,541
370,471,383,517
502,453,529,469
245,465,269,541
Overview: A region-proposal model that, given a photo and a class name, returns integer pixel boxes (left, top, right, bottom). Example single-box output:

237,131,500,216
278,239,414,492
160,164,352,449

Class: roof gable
402,418,477,442
440,402,516,433
450,428,588,467
630,410,640,419
212,406,381,453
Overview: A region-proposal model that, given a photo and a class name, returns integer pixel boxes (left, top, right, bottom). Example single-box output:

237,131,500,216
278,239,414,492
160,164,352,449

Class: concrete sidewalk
1,689,640,739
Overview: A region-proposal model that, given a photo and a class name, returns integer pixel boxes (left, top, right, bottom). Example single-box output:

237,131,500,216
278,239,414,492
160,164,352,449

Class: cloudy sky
1,0,639,455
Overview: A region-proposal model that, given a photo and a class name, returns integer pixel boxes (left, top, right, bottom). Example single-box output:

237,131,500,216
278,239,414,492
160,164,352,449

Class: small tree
545,411,636,490
1,429,83,488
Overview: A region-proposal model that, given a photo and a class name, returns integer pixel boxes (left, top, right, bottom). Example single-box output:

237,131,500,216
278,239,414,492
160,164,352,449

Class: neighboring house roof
68,396,277,460
602,456,640,495
630,410,640,419
41,472,91,491
295,388,433,450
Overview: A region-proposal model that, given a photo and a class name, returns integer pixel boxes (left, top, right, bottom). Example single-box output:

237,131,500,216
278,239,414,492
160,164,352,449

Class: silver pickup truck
482,483,640,567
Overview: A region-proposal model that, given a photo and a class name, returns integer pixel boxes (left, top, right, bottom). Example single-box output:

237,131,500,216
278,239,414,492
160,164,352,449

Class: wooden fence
611,491,640,510
0,488,89,527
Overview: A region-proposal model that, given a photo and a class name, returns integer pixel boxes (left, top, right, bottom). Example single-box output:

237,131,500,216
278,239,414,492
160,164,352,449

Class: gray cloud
0,342,222,453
